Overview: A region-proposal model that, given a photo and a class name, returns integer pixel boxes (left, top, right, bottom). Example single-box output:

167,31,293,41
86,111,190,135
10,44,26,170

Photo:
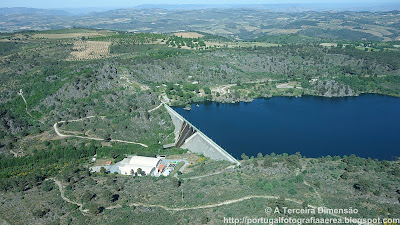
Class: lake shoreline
168,92,400,108
174,94,400,161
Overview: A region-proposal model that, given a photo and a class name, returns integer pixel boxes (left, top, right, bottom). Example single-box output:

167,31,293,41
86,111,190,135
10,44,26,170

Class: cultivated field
173,32,204,38
33,32,105,39
205,41,279,48
68,40,111,60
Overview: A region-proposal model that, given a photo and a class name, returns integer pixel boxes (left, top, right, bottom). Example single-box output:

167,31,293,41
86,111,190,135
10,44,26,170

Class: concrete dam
164,104,239,165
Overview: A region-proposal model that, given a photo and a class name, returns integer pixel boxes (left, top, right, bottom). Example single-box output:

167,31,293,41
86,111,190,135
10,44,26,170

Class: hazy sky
1,0,397,9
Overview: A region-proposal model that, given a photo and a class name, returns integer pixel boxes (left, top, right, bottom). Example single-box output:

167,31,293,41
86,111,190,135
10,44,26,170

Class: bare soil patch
173,32,204,38
320,43,338,47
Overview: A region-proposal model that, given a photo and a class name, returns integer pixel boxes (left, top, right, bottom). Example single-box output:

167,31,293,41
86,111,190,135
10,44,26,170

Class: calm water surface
174,95,400,160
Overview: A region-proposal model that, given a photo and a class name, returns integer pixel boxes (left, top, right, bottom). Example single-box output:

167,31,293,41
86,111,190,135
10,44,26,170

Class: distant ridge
0,7,72,16
134,4,247,10
134,3,400,12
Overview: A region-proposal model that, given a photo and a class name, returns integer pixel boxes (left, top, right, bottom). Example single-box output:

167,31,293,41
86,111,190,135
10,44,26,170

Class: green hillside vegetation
0,28,399,224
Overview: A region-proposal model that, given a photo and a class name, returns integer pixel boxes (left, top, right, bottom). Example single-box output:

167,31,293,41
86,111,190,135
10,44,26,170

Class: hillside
0,28,400,224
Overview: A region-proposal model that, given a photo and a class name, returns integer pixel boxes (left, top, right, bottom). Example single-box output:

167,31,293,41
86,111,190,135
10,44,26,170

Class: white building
118,156,162,176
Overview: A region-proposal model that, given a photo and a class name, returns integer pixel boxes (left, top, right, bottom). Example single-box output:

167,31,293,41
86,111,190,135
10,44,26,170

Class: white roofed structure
118,156,161,176
129,156,161,168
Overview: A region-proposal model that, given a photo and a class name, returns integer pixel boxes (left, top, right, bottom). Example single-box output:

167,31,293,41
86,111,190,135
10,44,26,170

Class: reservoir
174,95,400,160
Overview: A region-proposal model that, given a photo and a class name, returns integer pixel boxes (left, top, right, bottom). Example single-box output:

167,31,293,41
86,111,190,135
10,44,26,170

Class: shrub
32,208,50,218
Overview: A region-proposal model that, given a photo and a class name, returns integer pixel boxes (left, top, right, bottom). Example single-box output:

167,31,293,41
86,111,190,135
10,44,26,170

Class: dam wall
164,104,239,164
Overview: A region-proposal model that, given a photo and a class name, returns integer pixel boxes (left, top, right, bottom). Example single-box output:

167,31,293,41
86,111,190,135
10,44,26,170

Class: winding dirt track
17,89,33,118
49,172,344,221
53,120,148,147
52,103,165,147
148,103,163,112
46,178,88,215
50,176,345,220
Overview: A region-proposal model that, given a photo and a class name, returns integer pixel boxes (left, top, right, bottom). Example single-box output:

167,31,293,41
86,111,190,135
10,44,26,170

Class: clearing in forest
68,41,111,61
320,43,338,47
173,32,204,38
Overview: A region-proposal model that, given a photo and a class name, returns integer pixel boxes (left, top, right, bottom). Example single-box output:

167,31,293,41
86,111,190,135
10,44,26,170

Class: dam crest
164,104,239,165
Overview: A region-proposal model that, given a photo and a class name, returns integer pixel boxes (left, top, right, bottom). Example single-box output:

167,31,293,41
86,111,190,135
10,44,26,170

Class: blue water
174,95,400,160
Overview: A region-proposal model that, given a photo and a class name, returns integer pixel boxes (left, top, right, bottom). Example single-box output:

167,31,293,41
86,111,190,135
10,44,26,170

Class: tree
241,153,249,160
102,189,114,202
32,208,50,218
88,203,102,215
42,180,54,192
257,152,263,159
203,87,211,95
200,215,210,224
353,179,373,192
253,160,259,167
314,181,321,189
294,175,304,183
392,167,400,177
104,133,111,142
340,172,349,180
82,191,95,203
137,168,143,176
302,200,309,208
171,177,181,188
111,150,119,159
144,112,151,120
275,196,285,212
262,158,273,168
100,167,107,174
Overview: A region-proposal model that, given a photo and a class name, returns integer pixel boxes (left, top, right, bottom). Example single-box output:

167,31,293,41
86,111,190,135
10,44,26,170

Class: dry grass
67,41,111,61
32,32,104,39
276,81,302,89
320,43,338,47
173,32,204,38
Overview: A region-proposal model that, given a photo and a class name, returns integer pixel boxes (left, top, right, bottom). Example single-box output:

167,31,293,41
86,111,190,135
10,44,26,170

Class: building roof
129,156,160,168
119,165,154,175
158,164,166,172
106,161,112,165
119,158,131,164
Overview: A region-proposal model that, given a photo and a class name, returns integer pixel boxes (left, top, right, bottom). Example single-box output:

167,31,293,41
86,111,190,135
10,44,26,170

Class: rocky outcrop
315,80,357,97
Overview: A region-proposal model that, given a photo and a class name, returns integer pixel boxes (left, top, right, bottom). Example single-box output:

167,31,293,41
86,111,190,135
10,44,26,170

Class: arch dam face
164,104,239,165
